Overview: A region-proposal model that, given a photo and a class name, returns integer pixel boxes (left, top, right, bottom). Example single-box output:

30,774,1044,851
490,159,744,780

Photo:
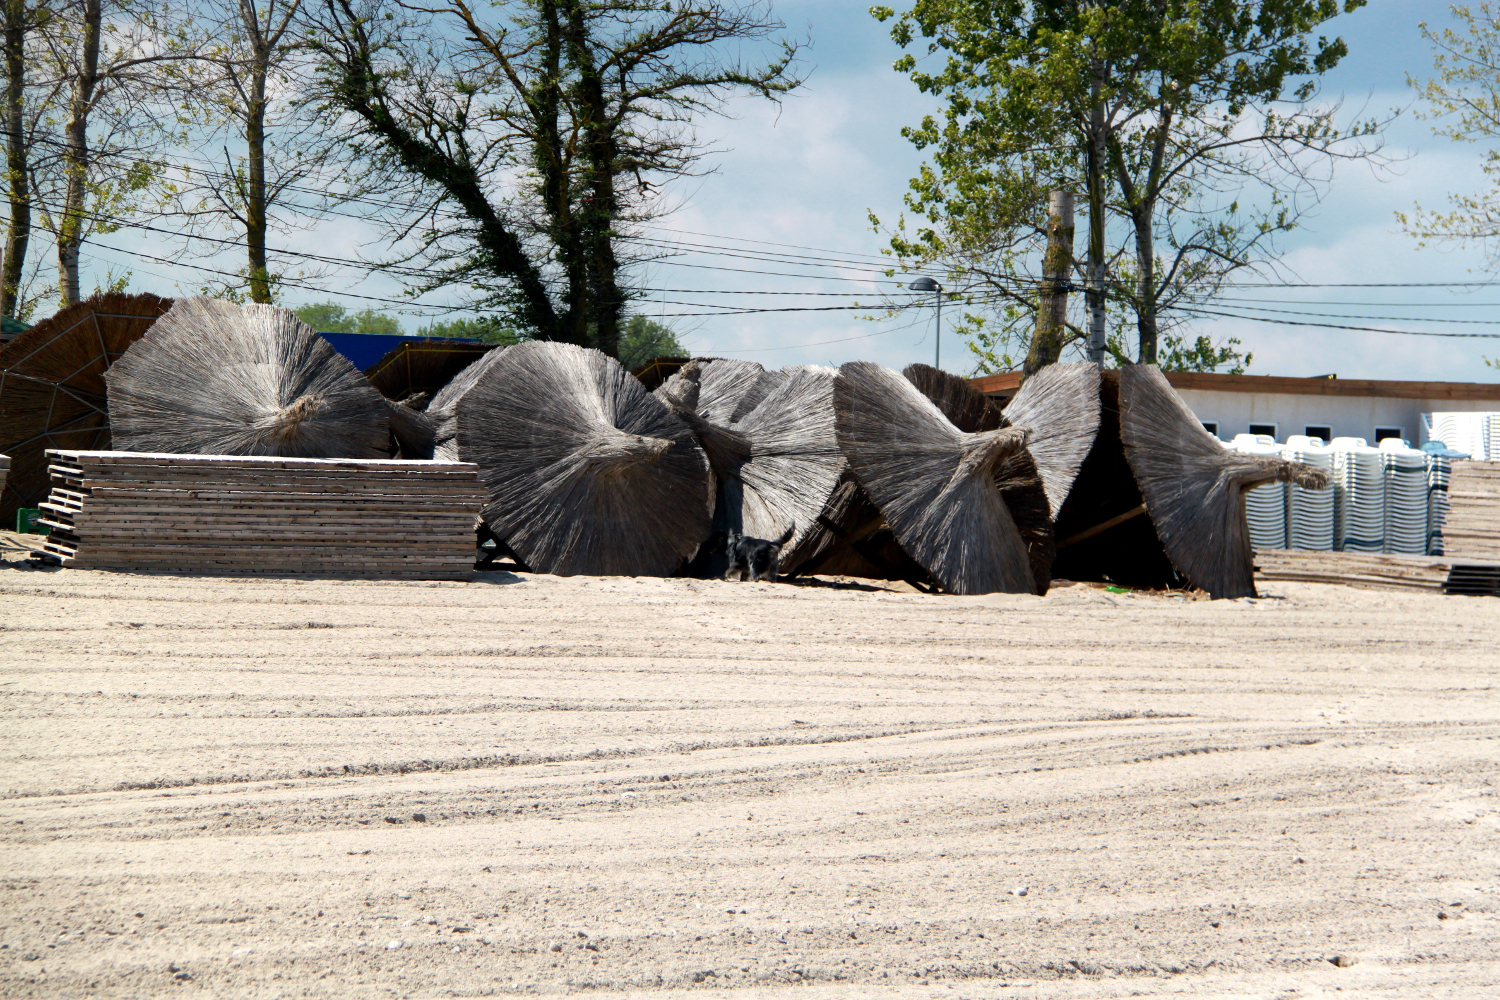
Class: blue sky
86,0,1500,382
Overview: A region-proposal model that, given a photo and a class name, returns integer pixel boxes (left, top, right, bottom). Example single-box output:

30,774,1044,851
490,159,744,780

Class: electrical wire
1177,306,1500,339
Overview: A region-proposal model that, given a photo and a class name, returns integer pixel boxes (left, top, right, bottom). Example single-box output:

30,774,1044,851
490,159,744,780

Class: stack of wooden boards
1443,460,1500,561
1254,548,1500,597
36,450,485,580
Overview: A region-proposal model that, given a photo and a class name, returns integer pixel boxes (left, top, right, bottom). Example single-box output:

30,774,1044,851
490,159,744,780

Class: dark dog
724,524,795,582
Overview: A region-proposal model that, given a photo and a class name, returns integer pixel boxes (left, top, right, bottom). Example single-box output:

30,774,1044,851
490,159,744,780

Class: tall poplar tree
874,0,1382,368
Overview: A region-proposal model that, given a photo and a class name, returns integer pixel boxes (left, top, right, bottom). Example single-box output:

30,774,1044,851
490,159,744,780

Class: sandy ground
1,531,1498,999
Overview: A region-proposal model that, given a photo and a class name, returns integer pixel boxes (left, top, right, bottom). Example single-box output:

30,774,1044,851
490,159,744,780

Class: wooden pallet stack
1443,460,1500,561
37,450,486,580
1254,548,1500,597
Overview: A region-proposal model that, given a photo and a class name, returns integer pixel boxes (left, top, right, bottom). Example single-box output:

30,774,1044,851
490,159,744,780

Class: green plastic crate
16,508,46,534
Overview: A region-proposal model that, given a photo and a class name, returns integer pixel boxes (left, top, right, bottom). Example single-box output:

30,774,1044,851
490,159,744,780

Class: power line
1178,307,1500,339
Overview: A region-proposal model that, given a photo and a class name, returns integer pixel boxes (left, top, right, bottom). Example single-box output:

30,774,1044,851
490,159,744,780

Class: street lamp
909,276,943,369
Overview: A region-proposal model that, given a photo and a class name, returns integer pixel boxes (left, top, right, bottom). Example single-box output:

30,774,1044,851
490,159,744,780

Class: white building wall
1175,389,1499,444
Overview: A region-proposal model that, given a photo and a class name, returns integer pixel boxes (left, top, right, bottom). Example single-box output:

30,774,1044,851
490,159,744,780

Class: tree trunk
1085,50,1106,366
1024,189,1074,376
564,0,622,360
1,0,29,318
57,0,102,308
1133,205,1155,364
245,29,270,302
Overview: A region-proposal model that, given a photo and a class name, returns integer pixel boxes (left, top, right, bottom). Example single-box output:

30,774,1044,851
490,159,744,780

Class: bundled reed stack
903,364,1054,592
659,362,844,574
453,342,713,576
0,292,172,523
1117,364,1328,599
833,361,1034,595
106,298,390,459
38,449,486,580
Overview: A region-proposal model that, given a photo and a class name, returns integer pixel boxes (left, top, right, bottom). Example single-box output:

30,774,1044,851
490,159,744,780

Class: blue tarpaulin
318,332,479,372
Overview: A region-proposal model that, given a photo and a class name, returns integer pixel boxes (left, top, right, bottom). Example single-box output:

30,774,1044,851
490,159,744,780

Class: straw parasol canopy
658,358,788,426
903,363,1057,593
834,361,1035,595
1001,362,1102,516
661,362,844,569
105,297,390,458
1118,364,1327,599
455,341,713,576
0,292,172,522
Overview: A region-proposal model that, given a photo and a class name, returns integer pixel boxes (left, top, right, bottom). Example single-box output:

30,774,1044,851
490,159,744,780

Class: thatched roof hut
105,298,389,458
834,361,1035,595
455,341,713,576
1118,364,1327,599
0,292,172,522
365,339,496,402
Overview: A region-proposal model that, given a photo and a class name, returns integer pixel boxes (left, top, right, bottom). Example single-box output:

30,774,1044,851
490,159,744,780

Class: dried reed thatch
662,362,844,571
658,359,788,426
1001,362,1102,516
1118,364,1328,599
365,339,496,403
834,361,1035,595
422,347,511,461
455,341,713,576
105,297,390,458
0,292,172,522
903,363,1055,593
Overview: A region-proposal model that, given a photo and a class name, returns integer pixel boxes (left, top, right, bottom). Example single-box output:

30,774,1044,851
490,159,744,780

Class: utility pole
1023,189,1074,377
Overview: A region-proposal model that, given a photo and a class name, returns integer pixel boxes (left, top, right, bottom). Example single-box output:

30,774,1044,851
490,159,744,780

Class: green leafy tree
873,0,1381,370
617,315,687,369
304,0,802,359
293,300,402,334
1403,3,1500,264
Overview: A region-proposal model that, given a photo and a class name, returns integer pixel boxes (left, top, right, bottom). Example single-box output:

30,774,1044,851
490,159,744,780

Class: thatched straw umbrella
1118,364,1327,599
455,341,713,576
660,362,844,573
834,361,1034,595
0,292,172,522
903,363,1056,593
105,297,390,458
1001,362,1101,516
657,358,788,426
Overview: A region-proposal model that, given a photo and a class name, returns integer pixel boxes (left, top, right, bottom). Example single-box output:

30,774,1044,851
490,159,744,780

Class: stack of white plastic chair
1424,412,1492,460
1282,435,1335,551
1230,433,1287,549
1424,447,1452,555
1379,437,1429,555
1331,437,1385,552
